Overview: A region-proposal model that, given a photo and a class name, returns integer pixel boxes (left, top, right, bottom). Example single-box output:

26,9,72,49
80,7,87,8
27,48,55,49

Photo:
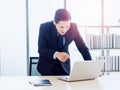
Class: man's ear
53,20,56,25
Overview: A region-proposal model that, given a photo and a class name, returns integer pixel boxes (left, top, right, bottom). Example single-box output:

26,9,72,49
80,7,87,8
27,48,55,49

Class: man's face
54,20,70,36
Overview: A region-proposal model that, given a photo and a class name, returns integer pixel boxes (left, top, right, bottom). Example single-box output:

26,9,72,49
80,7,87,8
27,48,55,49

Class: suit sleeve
72,23,92,60
38,24,56,60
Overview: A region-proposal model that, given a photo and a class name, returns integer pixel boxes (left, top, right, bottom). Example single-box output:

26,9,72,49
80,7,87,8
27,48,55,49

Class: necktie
58,35,63,50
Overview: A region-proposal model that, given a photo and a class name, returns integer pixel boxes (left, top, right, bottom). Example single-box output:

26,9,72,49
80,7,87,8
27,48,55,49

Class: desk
1,72,120,90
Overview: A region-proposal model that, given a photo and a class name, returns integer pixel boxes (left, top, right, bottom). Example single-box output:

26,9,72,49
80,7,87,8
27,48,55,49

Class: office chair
29,57,41,76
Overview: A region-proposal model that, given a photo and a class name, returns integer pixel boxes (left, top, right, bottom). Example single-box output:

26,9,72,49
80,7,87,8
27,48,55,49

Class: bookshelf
79,26,120,72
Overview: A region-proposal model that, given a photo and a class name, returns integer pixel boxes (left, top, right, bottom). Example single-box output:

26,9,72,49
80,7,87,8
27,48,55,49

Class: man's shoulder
70,22,77,27
69,22,77,30
39,21,54,34
41,21,53,27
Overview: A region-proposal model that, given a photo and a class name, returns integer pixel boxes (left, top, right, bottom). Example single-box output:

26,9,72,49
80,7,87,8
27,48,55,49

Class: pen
29,81,32,85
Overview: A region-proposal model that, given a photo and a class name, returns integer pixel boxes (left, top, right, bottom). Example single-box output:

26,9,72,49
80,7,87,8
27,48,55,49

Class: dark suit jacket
37,21,92,75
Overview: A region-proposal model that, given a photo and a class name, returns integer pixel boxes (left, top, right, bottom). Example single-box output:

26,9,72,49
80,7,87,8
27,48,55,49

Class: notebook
59,60,105,82
29,79,52,86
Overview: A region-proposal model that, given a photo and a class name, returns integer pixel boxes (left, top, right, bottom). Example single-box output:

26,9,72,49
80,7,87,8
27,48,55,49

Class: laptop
59,60,105,82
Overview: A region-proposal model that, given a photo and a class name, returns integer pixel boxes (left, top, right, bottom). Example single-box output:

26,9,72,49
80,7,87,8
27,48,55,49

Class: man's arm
72,23,92,60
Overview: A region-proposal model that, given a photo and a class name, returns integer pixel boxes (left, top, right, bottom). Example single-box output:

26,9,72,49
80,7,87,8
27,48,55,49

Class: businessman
37,9,92,76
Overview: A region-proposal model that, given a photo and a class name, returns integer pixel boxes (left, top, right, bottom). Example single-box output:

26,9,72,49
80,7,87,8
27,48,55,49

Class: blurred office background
0,0,120,76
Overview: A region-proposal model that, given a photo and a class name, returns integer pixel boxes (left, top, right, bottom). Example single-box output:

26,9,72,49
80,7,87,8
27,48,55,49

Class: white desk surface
0,72,120,90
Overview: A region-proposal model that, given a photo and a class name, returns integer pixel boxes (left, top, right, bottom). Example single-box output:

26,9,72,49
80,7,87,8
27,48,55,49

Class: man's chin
60,33,65,36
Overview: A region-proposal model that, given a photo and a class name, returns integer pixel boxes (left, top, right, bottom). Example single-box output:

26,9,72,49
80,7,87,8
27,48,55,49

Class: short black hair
54,9,71,24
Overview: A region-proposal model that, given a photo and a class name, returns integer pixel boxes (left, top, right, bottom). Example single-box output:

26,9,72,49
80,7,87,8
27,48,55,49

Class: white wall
0,41,1,76
0,0,27,76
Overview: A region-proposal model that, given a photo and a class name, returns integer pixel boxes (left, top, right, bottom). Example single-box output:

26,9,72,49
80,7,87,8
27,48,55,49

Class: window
28,0,64,56
67,0,101,26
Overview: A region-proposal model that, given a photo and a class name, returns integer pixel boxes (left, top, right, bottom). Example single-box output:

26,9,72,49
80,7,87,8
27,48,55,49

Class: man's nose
62,28,67,32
